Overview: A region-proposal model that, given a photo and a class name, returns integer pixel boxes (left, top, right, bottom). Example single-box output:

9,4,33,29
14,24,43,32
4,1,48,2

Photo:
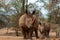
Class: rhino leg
22,26,29,39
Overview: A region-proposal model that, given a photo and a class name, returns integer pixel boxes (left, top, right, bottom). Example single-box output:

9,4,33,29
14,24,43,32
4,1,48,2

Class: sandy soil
0,27,60,40
0,36,60,40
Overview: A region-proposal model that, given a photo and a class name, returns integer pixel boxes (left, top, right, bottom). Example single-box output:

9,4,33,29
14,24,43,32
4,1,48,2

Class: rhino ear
39,22,42,25
32,10,36,15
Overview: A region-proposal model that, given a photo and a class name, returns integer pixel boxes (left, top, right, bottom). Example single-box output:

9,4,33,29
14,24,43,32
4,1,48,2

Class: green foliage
47,7,60,24
11,0,22,13
0,14,9,28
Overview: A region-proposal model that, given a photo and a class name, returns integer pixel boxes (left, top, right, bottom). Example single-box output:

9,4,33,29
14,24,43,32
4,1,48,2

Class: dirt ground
0,27,60,40
0,36,23,40
0,36,60,40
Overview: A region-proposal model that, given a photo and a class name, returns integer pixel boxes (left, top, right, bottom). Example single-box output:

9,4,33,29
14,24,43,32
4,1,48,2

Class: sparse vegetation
0,0,60,40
